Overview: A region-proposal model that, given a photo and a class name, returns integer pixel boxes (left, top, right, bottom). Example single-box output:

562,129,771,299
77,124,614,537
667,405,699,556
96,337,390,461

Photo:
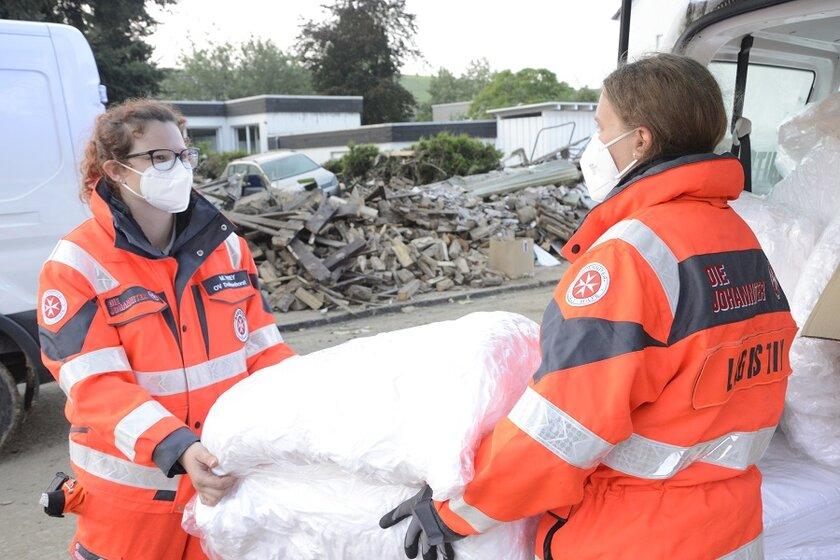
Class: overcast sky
147,1,621,89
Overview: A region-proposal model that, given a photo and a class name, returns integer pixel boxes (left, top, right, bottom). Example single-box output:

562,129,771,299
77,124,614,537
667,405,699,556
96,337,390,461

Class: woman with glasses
36,99,295,559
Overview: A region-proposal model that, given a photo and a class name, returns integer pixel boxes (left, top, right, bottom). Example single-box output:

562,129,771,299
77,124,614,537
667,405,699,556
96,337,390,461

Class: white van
0,19,103,448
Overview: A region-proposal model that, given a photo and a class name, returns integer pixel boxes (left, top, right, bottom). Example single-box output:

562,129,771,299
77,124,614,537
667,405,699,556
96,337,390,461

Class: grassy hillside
400,74,433,104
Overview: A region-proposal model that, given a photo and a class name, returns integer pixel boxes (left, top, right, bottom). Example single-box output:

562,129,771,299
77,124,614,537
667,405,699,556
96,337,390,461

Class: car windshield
260,154,320,181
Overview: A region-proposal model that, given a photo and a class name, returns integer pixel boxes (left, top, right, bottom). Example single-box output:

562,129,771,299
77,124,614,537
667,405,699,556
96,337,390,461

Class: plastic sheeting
761,433,840,559
183,312,541,560
781,217,840,466
731,93,840,468
776,92,840,175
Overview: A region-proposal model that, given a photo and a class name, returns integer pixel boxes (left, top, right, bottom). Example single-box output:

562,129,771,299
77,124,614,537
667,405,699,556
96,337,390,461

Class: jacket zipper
191,285,210,359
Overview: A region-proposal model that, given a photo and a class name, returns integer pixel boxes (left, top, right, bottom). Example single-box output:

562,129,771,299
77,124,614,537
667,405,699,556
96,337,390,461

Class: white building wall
182,111,362,154
543,110,597,149
495,109,596,163
495,115,547,161
226,112,269,153
265,112,361,138
183,115,227,151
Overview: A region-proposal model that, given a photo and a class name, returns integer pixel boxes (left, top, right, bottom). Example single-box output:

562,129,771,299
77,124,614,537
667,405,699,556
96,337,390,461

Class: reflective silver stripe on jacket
245,324,284,358
59,346,131,396
592,219,680,316
134,348,248,396
69,440,180,491
224,232,242,269
449,495,500,533
602,426,776,479
48,239,119,294
719,534,764,560
507,387,614,469
114,400,174,461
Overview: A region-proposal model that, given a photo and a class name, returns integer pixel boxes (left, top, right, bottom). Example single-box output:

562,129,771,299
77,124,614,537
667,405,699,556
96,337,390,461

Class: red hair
79,99,187,202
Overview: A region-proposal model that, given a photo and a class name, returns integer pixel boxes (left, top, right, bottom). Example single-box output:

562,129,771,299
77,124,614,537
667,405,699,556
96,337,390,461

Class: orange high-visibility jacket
435,154,797,559
37,181,294,514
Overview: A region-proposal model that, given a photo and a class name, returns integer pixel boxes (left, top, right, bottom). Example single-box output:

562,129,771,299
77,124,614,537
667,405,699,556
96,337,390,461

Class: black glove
379,485,464,560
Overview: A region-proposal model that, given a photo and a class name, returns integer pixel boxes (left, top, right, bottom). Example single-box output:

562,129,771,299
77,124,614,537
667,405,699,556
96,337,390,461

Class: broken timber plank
306,202,338,234
294,287,323,310
390,238,414,268
288,238,332,283
323,237,367,270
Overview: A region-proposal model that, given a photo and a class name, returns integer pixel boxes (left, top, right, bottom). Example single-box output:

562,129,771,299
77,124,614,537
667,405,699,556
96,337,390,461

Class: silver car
222,151,340,196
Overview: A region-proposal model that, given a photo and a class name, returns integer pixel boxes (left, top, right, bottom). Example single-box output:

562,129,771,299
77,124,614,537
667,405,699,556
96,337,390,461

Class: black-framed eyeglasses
124,148,200,171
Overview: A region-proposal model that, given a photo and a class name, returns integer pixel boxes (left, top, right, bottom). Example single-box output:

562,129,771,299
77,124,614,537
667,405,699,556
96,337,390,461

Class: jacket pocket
100,286,170,327
199,270,255,305
99,287,180,350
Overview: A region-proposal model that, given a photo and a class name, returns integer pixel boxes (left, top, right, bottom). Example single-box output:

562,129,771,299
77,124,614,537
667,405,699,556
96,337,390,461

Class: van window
709,62,814,194
0,70,62,200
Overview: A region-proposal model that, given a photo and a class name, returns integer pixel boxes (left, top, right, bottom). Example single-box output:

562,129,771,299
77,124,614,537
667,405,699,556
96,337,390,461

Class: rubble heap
204,161,590,313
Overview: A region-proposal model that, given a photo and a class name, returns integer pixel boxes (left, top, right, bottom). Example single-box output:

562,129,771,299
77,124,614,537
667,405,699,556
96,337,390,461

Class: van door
0,21,95,317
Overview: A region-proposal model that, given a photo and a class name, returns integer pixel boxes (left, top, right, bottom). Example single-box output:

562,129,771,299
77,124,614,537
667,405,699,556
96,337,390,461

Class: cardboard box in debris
198,159,588,313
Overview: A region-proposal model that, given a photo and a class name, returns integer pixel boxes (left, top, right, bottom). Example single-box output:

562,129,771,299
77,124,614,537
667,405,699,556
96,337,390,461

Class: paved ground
0,281,559,558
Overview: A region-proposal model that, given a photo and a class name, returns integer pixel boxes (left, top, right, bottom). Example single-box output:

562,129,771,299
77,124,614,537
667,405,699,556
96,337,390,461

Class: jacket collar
562,153,744,262
90,180,233,260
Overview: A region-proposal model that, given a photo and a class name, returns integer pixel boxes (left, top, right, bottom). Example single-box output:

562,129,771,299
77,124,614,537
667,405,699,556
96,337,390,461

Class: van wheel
0,363,22,451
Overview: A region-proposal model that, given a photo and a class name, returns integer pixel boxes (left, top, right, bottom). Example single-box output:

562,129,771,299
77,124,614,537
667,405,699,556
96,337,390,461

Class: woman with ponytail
37,99,295,559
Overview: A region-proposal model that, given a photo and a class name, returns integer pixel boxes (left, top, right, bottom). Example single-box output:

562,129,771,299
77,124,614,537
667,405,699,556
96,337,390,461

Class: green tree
469,68,600,118
298,0,419,124
576,86,601,102
0,0,177,103
415,58,493,121
160,38,313,100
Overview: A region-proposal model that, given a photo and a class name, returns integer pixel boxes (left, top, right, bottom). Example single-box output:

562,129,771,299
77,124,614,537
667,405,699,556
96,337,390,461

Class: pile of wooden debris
202,159,589,313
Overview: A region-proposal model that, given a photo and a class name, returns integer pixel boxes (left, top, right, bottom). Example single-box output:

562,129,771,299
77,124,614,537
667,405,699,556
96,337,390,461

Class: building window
234,124,261,154
268,136,282,150
187,127,220,152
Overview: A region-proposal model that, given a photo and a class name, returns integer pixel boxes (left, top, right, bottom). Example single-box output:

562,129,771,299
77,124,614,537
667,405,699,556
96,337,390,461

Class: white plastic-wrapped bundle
781,217,840,467
730,93,840,468
729,194,820,297
183,312,541,560
768,137,840,230
760,433,840,559
776,92,840,175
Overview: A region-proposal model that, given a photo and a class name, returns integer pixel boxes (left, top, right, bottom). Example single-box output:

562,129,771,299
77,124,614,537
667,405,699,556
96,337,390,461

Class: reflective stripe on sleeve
114,401,174,461
134,348,248,396
245,324,284,358
48,239,119,294
602,426,776,479
593,219,680,316
69,440,180,492
59,346,131,396
507,387,614,469
448,495,501,533
719,533,764,560
224,232,242,269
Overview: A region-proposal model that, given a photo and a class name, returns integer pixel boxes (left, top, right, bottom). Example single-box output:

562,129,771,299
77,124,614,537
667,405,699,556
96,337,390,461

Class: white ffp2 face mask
580,128,640,203
118,161,193,213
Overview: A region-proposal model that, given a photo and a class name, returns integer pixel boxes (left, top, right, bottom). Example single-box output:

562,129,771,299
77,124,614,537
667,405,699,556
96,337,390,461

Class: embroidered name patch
105,287,163,316
202,271,251,295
